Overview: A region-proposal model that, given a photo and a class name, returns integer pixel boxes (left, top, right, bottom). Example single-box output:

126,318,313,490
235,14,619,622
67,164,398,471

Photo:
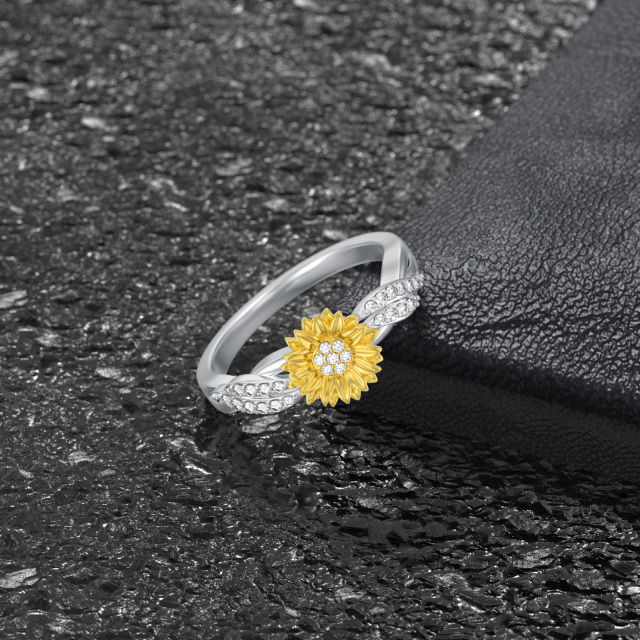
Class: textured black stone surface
6,0,640,638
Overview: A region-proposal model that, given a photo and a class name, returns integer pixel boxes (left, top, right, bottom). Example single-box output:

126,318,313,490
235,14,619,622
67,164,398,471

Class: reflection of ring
197,232,422,415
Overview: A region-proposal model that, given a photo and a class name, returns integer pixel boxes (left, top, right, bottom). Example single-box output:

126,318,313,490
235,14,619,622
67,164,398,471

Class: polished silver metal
197,232,420,414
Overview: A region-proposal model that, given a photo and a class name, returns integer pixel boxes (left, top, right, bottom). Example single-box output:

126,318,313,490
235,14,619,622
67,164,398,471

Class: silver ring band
197,232,421,414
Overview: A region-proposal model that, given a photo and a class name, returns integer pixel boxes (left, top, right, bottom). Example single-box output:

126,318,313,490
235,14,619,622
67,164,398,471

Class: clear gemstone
271,381,285,393
322,364,333,376
395,301,408,316
244,401,256,413
412,277,421,289
221,394,232,405
375,313,385,326
335,363,346,374
245,384,256,396
384,308,397,323
258,383,270,395
313,354,326,366
319,341,331,354
394,282,405,296
364,300,378,313
375,291,386,303
403,280,414,292
211,393,221,402
232,384,244,395
332,340,344,353
327,352,339,365
384,285,396,300
232,398,244,410
340,350,352,362
270,400,282,412
257,402,269,414
282,395,295,407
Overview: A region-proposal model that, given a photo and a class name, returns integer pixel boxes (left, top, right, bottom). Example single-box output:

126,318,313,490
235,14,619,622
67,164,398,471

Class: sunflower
281,307,383,407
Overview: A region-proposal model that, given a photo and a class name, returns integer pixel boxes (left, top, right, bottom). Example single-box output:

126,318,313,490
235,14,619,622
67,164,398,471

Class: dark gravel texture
6,0,640,638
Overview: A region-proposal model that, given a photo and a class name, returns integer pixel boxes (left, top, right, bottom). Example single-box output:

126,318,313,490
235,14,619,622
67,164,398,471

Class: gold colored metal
281,308,383,407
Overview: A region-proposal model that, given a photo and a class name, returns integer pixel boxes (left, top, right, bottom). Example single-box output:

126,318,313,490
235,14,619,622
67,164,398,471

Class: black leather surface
338,0,640,483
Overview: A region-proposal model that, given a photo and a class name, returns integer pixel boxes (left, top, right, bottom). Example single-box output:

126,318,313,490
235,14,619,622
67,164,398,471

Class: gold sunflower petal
320,376,332,406
312,315,325,337
353,345,382,359
348,368,368,390
353,360,382,375
330,310,345,334
284,352,310,366
331,383,341,405
337,376,351,404
343,315,359,331
301,375,322,394
289,376,307,389
293,329,317,349
363,327,379,342
340,323,360,338
344,325,367,344
306,389,320,404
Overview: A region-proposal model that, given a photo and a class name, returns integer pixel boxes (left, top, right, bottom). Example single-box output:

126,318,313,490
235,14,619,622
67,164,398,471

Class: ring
197,232,422,414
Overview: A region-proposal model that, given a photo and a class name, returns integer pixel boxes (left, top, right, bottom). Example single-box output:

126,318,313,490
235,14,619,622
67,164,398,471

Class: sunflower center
312,339,352,376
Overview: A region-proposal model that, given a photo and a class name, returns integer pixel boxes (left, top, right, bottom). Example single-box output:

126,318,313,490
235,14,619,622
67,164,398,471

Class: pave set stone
313,340,351,376
233,380,286,397
368,295,420,329
361,273,423,328
210,379,298,414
